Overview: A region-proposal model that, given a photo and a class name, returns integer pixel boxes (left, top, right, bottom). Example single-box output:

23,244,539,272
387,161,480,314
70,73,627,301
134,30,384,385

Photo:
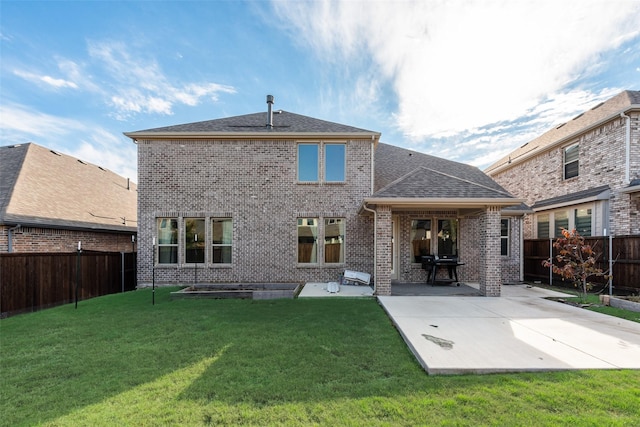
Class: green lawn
2,288,639,426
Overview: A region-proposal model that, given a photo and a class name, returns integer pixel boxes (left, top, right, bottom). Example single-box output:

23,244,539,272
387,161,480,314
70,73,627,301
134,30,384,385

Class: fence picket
1,252,136,318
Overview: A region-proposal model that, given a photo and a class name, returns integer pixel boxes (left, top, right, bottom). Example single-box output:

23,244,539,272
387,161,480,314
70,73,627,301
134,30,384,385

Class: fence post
609,235,613,296
121,251,125,293
76,242,82,309
549,238,553,287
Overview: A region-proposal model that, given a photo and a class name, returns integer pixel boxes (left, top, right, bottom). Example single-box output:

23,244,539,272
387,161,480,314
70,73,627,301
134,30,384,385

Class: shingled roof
486,90,640,174
372,143,518,203
125,111,380,139
0,143,137,232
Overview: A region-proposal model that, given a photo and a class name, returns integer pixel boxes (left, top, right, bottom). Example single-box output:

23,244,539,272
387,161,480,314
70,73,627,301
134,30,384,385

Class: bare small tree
542,228,609,301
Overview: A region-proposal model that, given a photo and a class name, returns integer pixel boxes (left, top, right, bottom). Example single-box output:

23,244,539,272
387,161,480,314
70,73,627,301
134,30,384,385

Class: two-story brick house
486,90,640,240
126,96,524,296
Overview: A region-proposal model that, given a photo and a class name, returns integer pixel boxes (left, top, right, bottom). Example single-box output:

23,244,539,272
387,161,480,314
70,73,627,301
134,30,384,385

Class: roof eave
124,131,381,142
363,197,525,208
486,103,640,175
619,184,640,196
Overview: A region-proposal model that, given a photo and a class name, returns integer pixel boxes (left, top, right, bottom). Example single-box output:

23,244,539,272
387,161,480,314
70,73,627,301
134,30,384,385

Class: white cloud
87,40,236,119
13,69,78,89
0,103,136,179
271,0,640,139
0,103,84,136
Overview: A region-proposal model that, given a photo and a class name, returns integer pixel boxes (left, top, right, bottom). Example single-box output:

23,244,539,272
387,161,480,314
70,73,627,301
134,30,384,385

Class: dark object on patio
421,255,464,286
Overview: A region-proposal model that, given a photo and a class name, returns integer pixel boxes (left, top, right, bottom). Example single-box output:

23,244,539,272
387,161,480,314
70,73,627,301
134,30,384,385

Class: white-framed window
297,142,346,183
563,143,579,179
157,218,178,264
212,218,232,264
575,208,592,236
535,206,594,238
297,218,318,263
500,218,509,256
537,214,550,239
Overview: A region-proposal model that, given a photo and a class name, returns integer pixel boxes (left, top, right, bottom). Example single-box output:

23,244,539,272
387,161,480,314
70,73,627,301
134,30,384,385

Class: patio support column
479,206,501,297
375,205,392,296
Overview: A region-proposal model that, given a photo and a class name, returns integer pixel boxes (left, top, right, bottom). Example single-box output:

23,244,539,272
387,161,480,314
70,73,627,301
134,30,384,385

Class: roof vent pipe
266,95,274,128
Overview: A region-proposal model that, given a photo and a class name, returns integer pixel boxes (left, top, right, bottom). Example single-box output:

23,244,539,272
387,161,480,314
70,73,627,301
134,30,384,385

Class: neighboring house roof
485,90,640,174
369,143,525,208
531,185,611,210
125,111,381,141
0,143,137,232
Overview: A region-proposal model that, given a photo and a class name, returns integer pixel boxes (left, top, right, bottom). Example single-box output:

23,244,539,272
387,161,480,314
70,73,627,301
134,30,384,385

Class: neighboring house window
324,218,345,263
324,144,346,182
157,218,178,264
212,218,232,264
575,208,592,236
298,144,319,182
185,218,205,264
501,218,509,256
563,144,579,179
537,214,550,239
298,218,318,263
537,206,594,238
437,219,458,256
411,219,432,262
554,211,569,237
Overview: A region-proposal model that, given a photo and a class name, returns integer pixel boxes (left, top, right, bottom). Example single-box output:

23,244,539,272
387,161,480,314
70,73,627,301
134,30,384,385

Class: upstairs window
298,144,319,182
324,144,346,182
297,143,346,183
563,144,579,179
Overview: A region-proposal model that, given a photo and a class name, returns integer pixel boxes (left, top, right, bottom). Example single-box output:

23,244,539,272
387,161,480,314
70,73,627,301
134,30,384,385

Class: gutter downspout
621,112,631,184
8,224,21,252
370,138,375,194
362,202,377,294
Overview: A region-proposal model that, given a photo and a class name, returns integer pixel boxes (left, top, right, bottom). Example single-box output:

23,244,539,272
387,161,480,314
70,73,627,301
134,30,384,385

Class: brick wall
490,113,640,238
479,206,502,297
0,225,136,253
137,138,375,287
374,205,392,295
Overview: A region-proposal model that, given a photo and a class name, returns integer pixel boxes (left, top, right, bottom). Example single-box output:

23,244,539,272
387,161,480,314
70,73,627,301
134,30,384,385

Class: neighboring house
125,96,523,296
486,90,640,240
0,143,137,253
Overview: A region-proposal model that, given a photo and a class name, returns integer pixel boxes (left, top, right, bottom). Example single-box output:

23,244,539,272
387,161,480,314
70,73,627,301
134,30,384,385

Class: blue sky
1,1,639,181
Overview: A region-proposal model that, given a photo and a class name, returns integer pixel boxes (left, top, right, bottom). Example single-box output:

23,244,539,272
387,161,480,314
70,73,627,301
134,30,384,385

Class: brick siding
137,138,375,287
0,225,136,253
490,113,640,238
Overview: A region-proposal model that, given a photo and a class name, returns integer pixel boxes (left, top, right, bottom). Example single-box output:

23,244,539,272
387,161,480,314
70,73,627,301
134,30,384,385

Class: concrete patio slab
378,285,640,375
298,282,374,297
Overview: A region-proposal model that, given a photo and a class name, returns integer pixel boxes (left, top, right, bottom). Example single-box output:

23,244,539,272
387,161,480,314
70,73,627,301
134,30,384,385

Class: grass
1,288,639,426
537,284,640,323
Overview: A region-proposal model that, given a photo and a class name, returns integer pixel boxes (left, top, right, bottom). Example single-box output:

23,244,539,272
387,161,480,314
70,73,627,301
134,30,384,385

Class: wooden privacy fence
1,251,137,318
524,235,640,294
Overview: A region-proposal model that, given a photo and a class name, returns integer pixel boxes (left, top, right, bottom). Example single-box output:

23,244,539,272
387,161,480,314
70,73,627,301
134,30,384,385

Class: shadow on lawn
7,289,635,425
